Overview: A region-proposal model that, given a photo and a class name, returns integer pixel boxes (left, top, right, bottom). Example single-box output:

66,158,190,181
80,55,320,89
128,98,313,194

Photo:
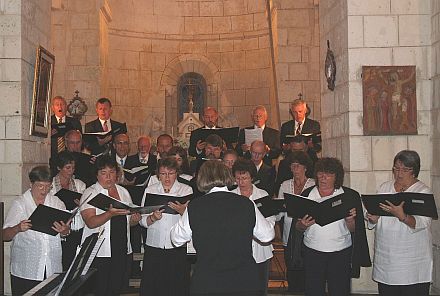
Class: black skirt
140,245,190,296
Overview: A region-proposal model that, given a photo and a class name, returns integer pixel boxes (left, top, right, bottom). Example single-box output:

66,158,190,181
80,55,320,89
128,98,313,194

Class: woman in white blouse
3,166,70,295
139,157,193,296
80,155,141,296
231,158,275,295
277,151,315,293
366,150,432,295
50,151,86,271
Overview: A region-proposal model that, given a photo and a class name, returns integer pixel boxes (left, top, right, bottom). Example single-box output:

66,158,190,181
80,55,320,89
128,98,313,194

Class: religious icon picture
362,66,417,136
30,45,55,137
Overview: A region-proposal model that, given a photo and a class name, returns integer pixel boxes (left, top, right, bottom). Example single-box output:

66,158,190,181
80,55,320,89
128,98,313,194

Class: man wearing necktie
188,107,221,158
84,98,125,155
280,99,321,160
50,96,82,158
236,105,281,166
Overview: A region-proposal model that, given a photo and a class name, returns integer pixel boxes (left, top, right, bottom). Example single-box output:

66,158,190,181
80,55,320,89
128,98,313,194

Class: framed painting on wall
362,66,417,136
30,45,55,137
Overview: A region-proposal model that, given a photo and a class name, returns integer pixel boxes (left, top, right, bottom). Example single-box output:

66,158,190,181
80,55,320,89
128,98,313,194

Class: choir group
2,96,434,296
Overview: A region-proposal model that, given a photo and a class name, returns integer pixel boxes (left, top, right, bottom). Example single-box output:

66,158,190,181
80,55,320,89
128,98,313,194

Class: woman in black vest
171,160,274,296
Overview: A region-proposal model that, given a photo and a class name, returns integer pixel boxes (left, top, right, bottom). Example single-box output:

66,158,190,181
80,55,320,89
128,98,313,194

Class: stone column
320,0,433,293
0,0,52,293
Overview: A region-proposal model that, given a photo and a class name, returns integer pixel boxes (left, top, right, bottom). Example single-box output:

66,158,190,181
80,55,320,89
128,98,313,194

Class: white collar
254,124,265,130
208,186,229,193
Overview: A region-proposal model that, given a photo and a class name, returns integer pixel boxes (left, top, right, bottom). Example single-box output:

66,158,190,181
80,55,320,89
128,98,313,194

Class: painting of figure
362,66,417,135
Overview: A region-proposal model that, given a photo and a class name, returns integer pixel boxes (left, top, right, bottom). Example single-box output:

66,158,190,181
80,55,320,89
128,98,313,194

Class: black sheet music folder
253,196,285,217
87,193,159,215
193,127,240,144
54,189,82,211
362,192,438,219
284,192,357,226
143,193,192,214
28,204,72,236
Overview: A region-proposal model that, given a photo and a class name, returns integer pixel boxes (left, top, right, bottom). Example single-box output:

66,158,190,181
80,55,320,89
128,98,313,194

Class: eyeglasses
235,176,251,182
33,183,53,191
392,166,413,173
159,172,177,178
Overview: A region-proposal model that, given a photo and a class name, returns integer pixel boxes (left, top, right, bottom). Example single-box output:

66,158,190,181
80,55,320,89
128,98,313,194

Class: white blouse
371,180,432,285
171,186,275,249
80,182,133,257
302,187,352,252
232,185,275,264
147,173,192,187
3,190,66,281
50,177,86,231
277,178,315,246
140,180,193,249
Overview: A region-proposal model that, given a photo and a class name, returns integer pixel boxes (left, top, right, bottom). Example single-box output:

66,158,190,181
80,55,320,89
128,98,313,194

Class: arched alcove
160,54,220,135
177,72,207,121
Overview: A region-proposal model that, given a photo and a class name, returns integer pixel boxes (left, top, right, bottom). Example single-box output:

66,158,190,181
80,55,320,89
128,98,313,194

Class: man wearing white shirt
237,105,280,165
50,96,82,157
188,107,220,157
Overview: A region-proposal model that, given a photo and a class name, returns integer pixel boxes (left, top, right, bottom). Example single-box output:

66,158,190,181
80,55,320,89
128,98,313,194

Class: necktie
120,159,124,167
295,122,302,135
140,158,147,164
57,118,65,153
103,120,109,132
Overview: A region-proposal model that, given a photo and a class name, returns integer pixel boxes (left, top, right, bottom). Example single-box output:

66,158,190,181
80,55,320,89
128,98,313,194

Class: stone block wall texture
431,0,440,292
0,0,52,294
321,0,436,293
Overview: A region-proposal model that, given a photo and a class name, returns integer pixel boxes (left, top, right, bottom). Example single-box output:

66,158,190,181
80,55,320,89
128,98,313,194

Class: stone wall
320,0,434,293
431,0,440,292
51,0,112,128
274,0,321,123
104,0,277,144
0,0,52,294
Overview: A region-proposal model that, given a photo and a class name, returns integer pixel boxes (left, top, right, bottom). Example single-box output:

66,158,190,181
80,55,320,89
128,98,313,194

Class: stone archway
160,54,220,135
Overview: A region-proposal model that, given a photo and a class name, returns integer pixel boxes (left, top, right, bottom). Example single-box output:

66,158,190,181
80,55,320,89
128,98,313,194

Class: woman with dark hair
296,157,370,295
3,166,70,295
231,158,275,294
80,155,141,295
139,157,193,296
366,150,432,295
276,151,315,292
50,150,86,271
171,160,274,296
168,146,192,178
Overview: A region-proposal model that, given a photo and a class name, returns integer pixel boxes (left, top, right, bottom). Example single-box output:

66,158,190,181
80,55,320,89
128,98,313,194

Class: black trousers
378,282,430,296
61,228,83,271
11,274,42,295
304,245,352,296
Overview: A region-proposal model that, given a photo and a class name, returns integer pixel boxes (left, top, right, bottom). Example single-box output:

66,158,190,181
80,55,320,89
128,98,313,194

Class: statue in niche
178,73,206,121
362,66,417,135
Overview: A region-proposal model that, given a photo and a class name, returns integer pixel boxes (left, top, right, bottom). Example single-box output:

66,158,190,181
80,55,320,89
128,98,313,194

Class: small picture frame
30,45,55,137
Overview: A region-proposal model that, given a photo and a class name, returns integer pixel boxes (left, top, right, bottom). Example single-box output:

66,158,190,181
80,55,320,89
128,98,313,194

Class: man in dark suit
280,99,321,160
125,135,157,185
188,106,220,158
84,97,125,155
250,140,276,197
237,105,280,166
50,96,82,158
49,129,96,187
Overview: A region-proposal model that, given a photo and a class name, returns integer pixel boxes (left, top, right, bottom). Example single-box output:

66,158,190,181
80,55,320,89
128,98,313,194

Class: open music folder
362,192,438,219
87,193,160,215
253,196,285,218
143,193,192,214
284,192,358,226
192,127,240,145
83,122,127,139
54,188,82,211
28,204,73,236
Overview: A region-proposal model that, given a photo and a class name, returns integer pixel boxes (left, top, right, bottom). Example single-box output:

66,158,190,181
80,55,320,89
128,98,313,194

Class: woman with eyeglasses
50,150,86,271
3,166,70,295
80,155,141,295
139,157,193,296
366,150,432,295
231,158,275,295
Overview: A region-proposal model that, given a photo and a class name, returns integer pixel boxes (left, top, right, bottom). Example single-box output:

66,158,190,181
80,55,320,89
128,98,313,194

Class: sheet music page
187,239,196,255
245,129,263,146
